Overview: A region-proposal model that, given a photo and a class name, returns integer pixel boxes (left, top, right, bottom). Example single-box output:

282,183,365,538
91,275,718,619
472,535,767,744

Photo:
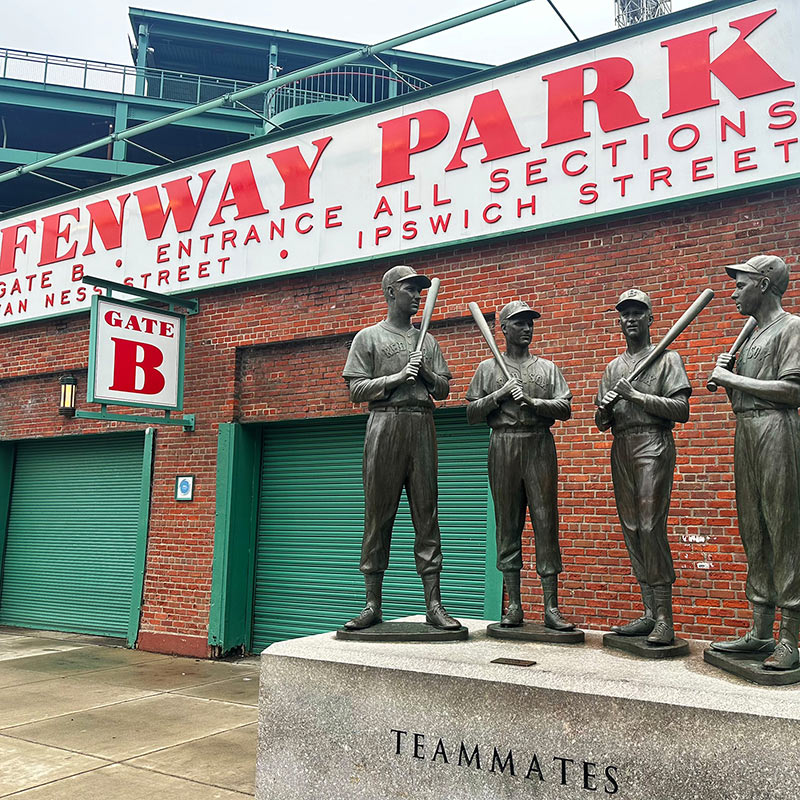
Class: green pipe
0,0,533,186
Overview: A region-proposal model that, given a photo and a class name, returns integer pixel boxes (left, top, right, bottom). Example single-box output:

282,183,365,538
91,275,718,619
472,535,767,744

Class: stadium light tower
615,0,672,28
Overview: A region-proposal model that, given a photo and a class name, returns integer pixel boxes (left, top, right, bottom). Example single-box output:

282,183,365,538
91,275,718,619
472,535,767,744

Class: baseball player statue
596,289,691,646
341,265,461,632
708,255,800,671
466,300,575,632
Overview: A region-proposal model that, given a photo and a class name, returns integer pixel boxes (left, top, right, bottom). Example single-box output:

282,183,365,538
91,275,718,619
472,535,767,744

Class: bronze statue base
603,632,689,659
703,647,800,686
486,622,584,644
335,621,468,642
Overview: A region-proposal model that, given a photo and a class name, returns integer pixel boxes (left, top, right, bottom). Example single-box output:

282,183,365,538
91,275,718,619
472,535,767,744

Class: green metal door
251,409,496,651
0,432,148,639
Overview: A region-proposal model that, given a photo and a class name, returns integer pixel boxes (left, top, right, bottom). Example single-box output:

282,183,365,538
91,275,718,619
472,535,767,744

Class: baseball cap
725,255,790,295
381,265,431,292
615,288,652,311
499,300,541,324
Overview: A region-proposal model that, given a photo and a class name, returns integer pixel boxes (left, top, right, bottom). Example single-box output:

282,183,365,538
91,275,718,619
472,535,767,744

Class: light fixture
59,374,77,417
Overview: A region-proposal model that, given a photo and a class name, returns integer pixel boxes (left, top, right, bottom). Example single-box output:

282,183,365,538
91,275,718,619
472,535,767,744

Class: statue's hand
716,353,736,372
403,351,422,381
613,378,638,401
496,377,523,403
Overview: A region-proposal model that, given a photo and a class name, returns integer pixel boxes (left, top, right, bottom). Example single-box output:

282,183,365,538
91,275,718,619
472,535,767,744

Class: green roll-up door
252,409,493,651
0,433,145,638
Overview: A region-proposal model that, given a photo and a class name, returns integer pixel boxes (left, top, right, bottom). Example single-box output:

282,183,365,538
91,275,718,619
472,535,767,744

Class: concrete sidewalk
0,626,259,798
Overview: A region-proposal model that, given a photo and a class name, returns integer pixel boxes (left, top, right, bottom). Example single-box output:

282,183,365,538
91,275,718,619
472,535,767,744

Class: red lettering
0,221,36,276
482,203,501,224
402,220,418,240
734,147,758,172
668,124,700,152
266,137,332,210
109,338,166,395
602,139,627,168
37,208,79,267
490,169,510,193
517,197,535,218
373,196,393,219
720,111,746,142
542,58,648,147
375,226,392,244
429,214,451,233
650,167,673,190
377,110,449,187
156,244,170,264
692,156,715,181
662,10,794,118
579,183,598,205
325,206,342,228
562,150,588,176
445,89,529,171
525,159,547,186
133,170,215,240
178,265,190,282
403,192,422,213
83,194,130,256
243,225,261,244
208,160,268,225
72,264,84,282
775,138,798,162
295,213,313,234
221,229,237,249
769,100,797,130
432,184,451,206
613,174,633,197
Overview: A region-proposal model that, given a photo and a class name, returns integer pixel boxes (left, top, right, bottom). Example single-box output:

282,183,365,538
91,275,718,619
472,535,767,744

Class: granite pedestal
257,617,800,800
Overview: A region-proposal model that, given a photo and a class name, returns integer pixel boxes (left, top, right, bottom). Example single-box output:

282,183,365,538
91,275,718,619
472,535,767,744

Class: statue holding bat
595,289,710,647
708,255,800,672
466,300,575,633
341,265,461,631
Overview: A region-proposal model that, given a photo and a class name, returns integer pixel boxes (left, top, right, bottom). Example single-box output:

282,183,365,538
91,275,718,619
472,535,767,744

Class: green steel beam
0,146,146,177
0,0,533,186
0,443,16,595
128,427,155,647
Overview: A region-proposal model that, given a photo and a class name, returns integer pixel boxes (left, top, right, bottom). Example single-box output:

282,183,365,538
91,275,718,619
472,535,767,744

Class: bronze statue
708,255,800,671
466,301,575,631
596,289,691,646
341,265,461,631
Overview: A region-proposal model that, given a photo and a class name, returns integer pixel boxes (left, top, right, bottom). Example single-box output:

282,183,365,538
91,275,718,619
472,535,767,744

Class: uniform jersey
731,313,800,413
466,356,571,428
342,321,451,409
598,348,691,433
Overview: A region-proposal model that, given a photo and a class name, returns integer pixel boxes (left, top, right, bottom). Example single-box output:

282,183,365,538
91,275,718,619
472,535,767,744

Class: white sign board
0,0,798,327
88,296,185,410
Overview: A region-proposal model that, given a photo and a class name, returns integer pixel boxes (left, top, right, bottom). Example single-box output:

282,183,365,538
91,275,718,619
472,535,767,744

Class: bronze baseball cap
725,254,790,294
499,300,541,324
381,265,431,291
615,288,652,311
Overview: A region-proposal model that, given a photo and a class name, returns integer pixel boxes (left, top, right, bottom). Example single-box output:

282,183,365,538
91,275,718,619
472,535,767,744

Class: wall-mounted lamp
59,374,77,417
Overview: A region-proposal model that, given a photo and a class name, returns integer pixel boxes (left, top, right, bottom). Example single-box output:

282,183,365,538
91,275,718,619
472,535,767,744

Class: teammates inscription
390,729,620,794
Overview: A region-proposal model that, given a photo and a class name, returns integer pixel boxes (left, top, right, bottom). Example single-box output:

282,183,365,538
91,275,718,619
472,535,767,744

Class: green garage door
0,433,149,639
252,409,496,650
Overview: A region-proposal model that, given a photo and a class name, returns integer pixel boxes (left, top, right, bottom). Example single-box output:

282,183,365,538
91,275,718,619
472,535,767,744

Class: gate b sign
88,296,186,410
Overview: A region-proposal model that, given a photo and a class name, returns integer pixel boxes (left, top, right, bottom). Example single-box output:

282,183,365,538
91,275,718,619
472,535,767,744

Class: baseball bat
406,277,441,383
468,301,515,383
706,316,757,392
599,288,715,413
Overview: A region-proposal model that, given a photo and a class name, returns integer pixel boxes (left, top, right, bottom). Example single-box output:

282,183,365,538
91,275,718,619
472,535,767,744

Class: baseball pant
360,409,443,576
610,427,676,586
735,410,800,612
488,429,563,576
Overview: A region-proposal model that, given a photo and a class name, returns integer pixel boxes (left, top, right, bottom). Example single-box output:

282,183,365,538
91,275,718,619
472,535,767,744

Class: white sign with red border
88,296,186,410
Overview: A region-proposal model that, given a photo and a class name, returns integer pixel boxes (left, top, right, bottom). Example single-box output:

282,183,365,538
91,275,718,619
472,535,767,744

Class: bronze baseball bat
406,277,441,383
599,288,715,412
467,302,515,383
707,316,757,392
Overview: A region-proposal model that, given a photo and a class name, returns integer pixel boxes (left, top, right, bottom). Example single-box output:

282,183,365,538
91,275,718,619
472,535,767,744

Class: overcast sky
4,0,709,67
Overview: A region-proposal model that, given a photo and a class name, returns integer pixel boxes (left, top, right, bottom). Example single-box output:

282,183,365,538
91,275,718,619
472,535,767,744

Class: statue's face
617,302,652,341
502,315,534,348
389,280,421,317
732,272,766,317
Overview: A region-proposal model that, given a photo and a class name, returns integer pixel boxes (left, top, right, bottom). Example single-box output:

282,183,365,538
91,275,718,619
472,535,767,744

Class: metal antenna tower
615,0,672,28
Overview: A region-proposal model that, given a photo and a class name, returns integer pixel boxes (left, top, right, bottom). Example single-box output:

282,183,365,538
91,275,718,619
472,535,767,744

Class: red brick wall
2,185,799,653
